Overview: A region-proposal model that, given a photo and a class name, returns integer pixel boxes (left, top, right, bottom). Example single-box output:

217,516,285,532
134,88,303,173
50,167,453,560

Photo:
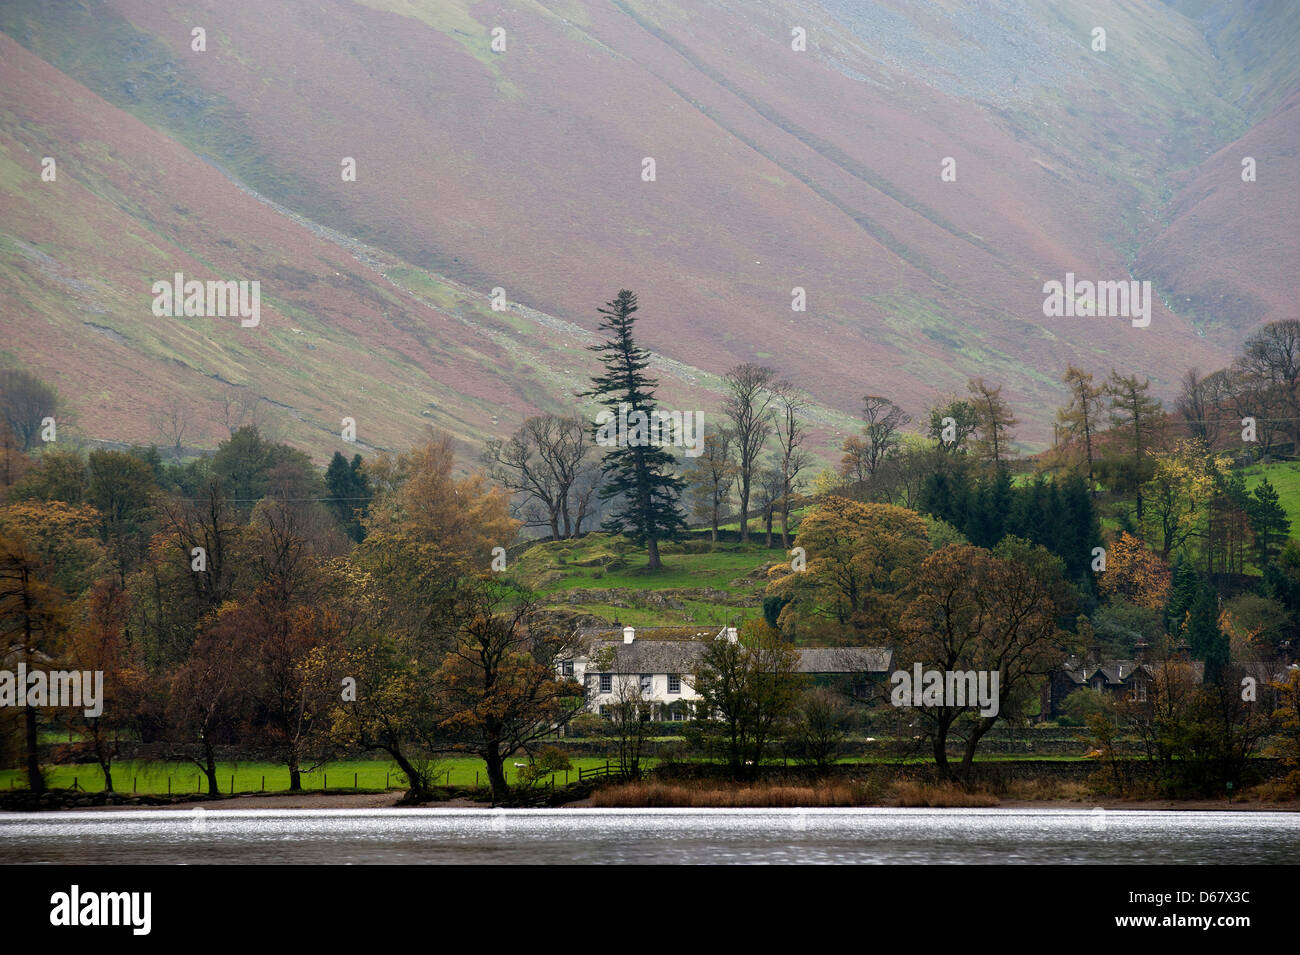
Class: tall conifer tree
581,290,686,570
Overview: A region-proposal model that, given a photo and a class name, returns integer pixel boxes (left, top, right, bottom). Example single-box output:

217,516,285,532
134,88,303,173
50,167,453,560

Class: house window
668,673,681,694
562,660,574,678
600,674,612,693
640,674,653,695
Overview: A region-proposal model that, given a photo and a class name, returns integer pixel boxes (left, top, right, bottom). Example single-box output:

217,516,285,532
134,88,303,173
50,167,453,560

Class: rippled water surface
2,808,1297,864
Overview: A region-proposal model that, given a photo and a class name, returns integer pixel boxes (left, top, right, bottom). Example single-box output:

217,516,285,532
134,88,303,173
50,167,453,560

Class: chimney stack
623,626,635,645
1086,643,1101,667
1135,639,1150,664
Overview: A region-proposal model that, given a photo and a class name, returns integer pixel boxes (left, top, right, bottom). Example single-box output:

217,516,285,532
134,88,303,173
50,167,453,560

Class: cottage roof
580,639,890,675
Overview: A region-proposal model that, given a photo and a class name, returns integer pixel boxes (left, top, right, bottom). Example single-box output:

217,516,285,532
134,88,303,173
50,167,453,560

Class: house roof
579,639,891,675
1060,656,1205,686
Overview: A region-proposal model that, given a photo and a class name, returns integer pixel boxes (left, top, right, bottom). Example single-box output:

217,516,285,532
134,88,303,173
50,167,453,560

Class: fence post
324,773,327,792
167,776,171,795
354,772,358,790
133,777,137,794
475,770,479,787
230,774,234,796
261,775,265,792
386,772,390,789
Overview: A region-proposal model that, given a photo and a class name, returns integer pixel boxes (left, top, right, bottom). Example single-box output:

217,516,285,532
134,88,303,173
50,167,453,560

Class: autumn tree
1141,440,1226,561
0,529,71,792
721,363,777,542
166,608,250,796
65,580,137,792
1058,365,1103,489
434,578,584,803
1105,371,1165,520
1097,532,1171,611
899,539,1075,780
0,423,30,494
768,497,929,642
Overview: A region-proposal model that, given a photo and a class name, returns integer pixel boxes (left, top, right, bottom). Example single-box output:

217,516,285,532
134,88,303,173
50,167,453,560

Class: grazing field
0,757,623,796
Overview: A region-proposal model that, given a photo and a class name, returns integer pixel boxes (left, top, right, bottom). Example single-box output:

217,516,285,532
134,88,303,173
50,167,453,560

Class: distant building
560,625,891,721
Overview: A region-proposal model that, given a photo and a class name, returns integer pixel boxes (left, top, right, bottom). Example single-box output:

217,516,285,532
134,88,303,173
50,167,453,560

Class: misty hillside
1,0,1297,459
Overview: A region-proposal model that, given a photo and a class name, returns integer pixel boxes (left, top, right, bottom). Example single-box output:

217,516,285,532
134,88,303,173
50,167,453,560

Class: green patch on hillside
514,532,780,598
352,0,520,96
1242,461,1300,530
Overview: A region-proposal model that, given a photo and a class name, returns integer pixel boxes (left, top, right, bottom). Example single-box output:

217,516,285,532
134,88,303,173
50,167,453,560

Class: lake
3,807,1299,864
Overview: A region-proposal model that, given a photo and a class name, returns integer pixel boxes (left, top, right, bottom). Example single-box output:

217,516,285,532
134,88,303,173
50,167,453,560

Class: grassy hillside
5,0,1293,456
517,532,784,628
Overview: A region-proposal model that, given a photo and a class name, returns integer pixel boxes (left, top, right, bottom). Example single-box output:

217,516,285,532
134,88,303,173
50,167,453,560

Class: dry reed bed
589,778,1012,808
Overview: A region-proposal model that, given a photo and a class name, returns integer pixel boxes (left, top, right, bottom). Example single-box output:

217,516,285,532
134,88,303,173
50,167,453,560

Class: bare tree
484,414,595,540
859,395,910,477
0,368,59,451
721,364,776,542
151,398,191,459
1237,320,1300,449
1058,365,1102,489
684,430,735,542
968,377,1017,468
773,382,812,549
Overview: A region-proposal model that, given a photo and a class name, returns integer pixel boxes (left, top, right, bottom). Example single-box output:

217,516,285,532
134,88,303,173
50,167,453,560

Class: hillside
2,0,1298,458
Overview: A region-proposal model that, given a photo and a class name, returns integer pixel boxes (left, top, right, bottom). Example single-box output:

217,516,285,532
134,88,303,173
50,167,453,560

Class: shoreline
32,791,1300,813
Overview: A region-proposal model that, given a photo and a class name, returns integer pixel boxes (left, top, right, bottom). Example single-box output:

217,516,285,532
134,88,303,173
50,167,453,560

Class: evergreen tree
1247,477,1289,568
1165,558,1199,637
325,452,370,543
1185,580,1228,685
580,290,686,570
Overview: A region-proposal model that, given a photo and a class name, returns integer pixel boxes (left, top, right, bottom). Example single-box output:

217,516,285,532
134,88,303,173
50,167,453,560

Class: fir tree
580,290,686,570
325,452,370,542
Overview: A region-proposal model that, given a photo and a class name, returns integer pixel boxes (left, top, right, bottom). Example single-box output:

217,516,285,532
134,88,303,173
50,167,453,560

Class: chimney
1086,643,1101,667
623,626,635,645
1135,639,1150,664
726,627,738,644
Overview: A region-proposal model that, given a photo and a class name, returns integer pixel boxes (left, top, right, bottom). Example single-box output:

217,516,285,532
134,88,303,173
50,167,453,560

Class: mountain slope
1,0,1296,456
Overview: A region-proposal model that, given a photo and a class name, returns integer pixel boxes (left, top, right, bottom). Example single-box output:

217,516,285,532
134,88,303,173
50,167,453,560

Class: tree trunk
24,704,44,793
203,740,220,796
647,537,661,571
484,748,508,805
780,498,791,549
289,758,301,792
386,747,431,800
739,483,751,542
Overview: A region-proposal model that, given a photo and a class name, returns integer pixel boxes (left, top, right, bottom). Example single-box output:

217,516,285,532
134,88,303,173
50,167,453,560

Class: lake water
4,807,1299,864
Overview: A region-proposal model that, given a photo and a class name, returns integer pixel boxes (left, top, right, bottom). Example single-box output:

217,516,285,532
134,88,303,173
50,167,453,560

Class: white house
560,625,892,721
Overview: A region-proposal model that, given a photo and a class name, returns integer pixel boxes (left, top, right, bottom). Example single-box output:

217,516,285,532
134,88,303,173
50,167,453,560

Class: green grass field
1242,460,1300,529
0,756,623,796
1,750,1103,796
